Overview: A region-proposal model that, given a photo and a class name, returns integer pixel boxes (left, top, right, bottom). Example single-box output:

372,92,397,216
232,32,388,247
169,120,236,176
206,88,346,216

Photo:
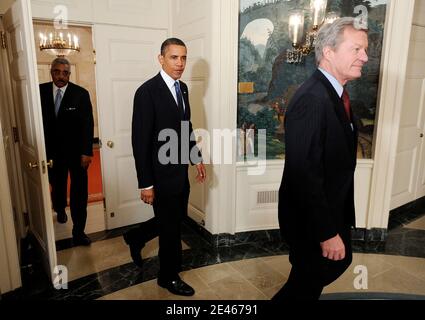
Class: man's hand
195,163,206,183
141,188,155,206
81,155,92,169
320,234,345,261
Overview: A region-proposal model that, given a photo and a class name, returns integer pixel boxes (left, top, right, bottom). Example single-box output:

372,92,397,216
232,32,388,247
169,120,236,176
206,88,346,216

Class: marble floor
5,212,425,301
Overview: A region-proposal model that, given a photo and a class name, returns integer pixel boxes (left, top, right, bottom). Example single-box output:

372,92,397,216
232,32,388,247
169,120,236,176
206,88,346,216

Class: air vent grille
257,190,278,204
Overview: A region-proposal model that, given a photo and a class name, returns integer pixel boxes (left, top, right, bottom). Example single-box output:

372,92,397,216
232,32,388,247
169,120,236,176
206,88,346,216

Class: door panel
415,79,425,198
94,24,166,229
3,0,56,280
391,25,425,209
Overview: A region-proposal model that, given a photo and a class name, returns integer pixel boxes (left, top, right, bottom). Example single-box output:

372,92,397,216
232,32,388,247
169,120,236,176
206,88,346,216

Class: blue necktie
174,81,185,120
54,89,63,117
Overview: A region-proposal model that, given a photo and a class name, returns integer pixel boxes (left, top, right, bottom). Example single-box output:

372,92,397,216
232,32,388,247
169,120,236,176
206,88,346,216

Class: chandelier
39,31,80,57
286,0,339,64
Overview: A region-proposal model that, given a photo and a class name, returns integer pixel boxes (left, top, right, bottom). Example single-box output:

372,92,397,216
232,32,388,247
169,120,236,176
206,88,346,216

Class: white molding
206,0,239,235
0,117,21,294
367,0,415,229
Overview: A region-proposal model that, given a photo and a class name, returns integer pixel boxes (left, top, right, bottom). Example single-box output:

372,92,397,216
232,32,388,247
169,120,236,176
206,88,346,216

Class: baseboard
54,202,105,241
184,218,388,248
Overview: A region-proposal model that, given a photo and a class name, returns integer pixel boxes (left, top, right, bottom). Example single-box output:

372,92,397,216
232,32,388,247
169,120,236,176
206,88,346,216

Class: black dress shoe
123,231,144,268
73,234,92,246
56,210,68,224
157,278,195,297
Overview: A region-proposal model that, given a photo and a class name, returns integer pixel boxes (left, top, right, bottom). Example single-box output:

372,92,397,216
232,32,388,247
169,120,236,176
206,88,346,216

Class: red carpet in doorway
66,148,103,203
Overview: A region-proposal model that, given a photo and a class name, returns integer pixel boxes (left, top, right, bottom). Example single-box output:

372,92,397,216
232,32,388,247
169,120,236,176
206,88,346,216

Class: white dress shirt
52,83,68,102
160,69,186,112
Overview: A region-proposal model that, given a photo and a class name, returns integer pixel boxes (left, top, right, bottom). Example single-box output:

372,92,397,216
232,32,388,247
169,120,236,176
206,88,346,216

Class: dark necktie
342,88,351,122
55,89,63,117
174,81,185,120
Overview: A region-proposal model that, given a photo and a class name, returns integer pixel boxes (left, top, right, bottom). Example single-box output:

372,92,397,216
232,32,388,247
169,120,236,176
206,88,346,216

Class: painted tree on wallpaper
237,0,387,160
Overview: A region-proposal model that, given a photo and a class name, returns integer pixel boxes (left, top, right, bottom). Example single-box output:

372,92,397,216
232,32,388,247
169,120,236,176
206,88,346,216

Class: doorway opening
33,20,106,241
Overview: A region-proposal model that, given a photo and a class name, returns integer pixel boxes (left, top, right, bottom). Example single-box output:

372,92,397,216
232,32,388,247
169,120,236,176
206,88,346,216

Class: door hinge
12,127,20,143
1,31,6,49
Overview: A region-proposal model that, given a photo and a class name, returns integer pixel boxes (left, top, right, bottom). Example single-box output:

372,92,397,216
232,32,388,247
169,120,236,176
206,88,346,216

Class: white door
94,24,166,229
414,24,425,199
3,0,57,279
391,25,425,209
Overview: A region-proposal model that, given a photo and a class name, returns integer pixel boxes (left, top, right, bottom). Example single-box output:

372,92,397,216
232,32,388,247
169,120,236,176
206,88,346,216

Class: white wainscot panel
93,0,168,29
236,160,374,232
117,156,140,205
112,80,142,133
354,160,374,228
184,80,206,128
392,151,416,196
174,0,208,27
236,161,283,232
184,37,207,79
413,0,425,26
31,0,93,23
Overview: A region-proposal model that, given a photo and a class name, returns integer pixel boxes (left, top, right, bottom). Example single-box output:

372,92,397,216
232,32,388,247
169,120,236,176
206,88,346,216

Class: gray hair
50,57,70,70
315,17,368,65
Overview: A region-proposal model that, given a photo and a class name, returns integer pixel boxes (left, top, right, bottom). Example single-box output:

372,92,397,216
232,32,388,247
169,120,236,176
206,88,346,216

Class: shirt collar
318,68,344,98
160,69,179,90
53,82,68,94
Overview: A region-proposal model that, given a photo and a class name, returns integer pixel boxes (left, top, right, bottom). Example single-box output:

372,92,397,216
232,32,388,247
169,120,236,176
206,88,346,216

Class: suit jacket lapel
155,73,181,120
45,82,55,117
180,82,190,120
54,82,73,118
313,70,355,151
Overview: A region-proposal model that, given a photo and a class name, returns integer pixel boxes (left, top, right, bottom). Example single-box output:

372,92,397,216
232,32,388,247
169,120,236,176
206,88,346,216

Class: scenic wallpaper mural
237,0,387,160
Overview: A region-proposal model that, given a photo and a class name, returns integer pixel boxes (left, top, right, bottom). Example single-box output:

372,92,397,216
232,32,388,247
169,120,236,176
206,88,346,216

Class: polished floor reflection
97,253,425,300
6,212,425,300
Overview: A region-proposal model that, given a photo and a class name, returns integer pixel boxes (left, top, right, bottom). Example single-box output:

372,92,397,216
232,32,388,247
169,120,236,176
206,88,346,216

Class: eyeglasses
52,70,70,77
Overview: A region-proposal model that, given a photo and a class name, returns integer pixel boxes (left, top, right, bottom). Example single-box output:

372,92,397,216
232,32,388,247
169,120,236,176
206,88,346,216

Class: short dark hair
50,57,70,70
160,38,186,56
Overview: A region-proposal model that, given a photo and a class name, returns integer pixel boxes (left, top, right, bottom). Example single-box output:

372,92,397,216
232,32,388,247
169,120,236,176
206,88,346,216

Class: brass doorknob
47,160,54,168
107,141,114,149
28,162,39,170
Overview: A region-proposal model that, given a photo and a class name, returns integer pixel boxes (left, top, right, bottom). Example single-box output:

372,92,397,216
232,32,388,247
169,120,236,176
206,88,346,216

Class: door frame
0,17,23,294
0,18,28,242
2,0,57,282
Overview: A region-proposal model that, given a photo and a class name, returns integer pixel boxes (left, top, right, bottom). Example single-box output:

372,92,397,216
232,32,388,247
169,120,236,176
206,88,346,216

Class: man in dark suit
273,17,369,300
125,38,206,297
40,58,94,246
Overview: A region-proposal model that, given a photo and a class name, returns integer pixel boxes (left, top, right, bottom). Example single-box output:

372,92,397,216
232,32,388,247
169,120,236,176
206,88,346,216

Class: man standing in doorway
40,58,94,246
126,38,206,297
273,17,368,300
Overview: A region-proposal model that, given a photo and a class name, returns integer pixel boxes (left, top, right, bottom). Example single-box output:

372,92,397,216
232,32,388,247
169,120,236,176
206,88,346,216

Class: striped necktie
342,88,351,122
54,89,63,117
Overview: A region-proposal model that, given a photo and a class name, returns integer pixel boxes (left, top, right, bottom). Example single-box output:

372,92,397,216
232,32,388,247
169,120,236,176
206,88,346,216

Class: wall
172,0,239,234
171,0,212,227
33,21,99,138
391,0,425,209
233,0,414,233
174,0,416,235
3,0,418,240
30,0,169,28
0,0,14,15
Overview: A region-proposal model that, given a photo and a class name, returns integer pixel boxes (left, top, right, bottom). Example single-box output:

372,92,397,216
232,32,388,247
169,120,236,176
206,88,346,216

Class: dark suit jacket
278,70,358,248
132,73,201,195
39,82,94,161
